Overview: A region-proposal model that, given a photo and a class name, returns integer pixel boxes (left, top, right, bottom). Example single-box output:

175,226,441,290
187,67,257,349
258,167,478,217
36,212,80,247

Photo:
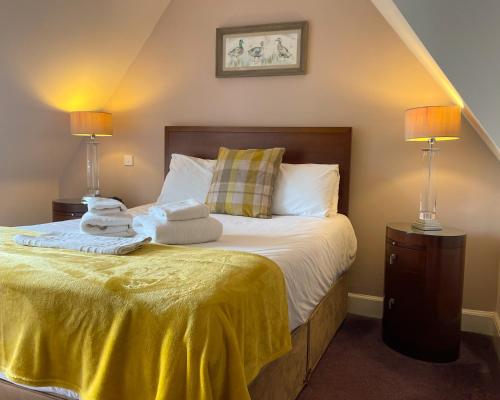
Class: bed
0,126,355,400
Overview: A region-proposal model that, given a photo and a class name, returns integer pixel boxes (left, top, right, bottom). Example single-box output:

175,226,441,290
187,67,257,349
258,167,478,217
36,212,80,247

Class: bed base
249,273,348,400
0,274,348,400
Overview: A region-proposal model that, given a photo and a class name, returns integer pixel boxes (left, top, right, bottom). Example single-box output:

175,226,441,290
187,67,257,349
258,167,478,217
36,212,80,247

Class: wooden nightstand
52,199,88,222
382,223,466,362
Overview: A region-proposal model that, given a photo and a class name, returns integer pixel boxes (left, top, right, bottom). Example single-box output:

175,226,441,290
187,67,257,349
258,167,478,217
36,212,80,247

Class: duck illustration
275,38,291,59
228,39,244,59
248,41,264,63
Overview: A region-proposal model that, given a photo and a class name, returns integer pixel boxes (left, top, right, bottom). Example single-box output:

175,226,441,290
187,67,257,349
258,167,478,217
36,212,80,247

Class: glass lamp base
84,190,101,197
412,219,442,231
413,139,442,232
85,137,101,200
82,191,100,202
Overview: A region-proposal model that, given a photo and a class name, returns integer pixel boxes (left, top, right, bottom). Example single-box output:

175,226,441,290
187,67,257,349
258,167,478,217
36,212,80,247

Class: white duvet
2,205,357,399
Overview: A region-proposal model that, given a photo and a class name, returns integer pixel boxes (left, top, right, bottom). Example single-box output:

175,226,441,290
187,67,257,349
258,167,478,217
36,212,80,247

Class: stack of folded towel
81,197,135,237
133,198,223,244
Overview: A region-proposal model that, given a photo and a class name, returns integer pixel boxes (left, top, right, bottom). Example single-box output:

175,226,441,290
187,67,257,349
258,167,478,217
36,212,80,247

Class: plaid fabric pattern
206,147,285,218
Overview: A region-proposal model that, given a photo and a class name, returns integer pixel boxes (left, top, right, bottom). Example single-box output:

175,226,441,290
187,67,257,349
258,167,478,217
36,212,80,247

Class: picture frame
216,21,308,78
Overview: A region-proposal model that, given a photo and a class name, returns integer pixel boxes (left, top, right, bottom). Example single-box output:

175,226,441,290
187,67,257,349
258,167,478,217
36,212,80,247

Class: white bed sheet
1,205,357,398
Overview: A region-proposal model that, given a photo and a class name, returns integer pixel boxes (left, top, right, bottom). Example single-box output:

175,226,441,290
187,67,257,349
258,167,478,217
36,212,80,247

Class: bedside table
382,223,466,362
52,199,88,222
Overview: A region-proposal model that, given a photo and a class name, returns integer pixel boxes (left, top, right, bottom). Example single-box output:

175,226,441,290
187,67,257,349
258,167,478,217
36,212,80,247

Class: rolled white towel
85,197,127,216
133,215,222,245
14,231,150,255
149,199,209,222
80,212,134,237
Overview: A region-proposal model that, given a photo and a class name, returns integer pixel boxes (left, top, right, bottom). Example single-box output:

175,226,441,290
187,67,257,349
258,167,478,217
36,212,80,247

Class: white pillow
272,163,340,217
158,155,340,217
157,154,216,205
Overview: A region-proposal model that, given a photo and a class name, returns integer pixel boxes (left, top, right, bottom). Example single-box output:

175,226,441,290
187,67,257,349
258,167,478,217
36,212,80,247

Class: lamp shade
70,111,113,137
405,106,461,142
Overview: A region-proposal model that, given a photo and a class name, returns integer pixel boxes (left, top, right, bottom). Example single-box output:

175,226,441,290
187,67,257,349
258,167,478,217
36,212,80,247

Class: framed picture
216,21,308,78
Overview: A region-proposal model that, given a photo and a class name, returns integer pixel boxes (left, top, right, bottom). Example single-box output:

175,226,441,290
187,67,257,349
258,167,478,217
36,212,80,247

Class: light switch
123,154,134,166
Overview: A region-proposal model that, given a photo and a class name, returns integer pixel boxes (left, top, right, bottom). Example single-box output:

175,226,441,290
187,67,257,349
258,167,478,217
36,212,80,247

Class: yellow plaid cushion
206,147,285,218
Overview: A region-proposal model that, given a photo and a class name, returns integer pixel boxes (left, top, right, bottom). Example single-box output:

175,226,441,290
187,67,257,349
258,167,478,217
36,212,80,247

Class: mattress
1,205,357,399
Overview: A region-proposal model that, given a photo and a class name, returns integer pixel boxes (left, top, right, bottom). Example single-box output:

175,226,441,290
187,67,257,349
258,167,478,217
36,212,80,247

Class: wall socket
123,154,134,166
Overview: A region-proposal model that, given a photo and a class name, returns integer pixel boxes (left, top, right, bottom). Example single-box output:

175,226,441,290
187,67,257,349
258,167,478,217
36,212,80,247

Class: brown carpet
298,315,500,400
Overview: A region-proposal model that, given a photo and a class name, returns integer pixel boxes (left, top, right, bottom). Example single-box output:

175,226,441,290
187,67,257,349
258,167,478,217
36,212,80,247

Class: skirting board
348,292,500,338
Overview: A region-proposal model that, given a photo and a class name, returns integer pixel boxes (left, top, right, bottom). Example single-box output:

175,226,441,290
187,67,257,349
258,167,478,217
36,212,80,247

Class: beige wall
0,0,171,225
497,263,500,315
61,0,500,311
497,263,500,356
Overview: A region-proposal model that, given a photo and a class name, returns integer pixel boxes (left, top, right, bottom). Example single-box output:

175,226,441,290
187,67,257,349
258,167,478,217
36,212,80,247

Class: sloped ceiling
1,0,172,113
372,0,500,160
0,0,172,179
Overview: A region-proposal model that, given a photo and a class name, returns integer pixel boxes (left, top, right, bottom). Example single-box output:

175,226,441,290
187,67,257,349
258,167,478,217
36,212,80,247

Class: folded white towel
81,212,133,227
81,224,136,237
85,197,127,216
14,232,151,255
150,199,209,222
80,212,134,237
133,215,223,245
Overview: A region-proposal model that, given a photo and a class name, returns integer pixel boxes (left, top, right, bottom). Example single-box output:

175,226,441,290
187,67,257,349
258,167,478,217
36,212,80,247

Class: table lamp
70,111,113,197
405,105,461,231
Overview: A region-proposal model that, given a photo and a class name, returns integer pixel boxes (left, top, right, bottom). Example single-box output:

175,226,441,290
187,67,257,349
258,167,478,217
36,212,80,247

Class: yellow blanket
0,227,291,400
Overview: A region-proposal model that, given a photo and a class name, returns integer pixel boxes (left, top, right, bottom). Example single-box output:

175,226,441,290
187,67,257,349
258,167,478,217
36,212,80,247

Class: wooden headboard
164,126,352,215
